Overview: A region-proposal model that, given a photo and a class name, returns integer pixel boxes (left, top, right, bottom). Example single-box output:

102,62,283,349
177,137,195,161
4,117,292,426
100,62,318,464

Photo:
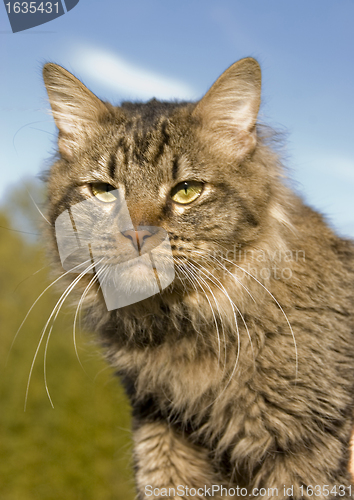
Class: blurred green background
0,183,135,500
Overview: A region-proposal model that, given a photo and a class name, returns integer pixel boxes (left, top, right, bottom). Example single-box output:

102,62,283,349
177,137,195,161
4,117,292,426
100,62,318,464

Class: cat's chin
95,257,174,311
120,260,158,287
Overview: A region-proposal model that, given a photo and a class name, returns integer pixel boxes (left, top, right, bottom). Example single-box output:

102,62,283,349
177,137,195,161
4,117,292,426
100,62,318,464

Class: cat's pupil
91,182,118,203
170,181,203,205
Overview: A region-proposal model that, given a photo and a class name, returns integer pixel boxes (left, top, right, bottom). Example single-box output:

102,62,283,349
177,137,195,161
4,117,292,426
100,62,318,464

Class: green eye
171,181,203,205
91,183,118,203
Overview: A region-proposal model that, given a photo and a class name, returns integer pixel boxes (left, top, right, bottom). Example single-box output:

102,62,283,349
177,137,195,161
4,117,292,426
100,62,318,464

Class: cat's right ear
192,58,261,161
43,63,111,160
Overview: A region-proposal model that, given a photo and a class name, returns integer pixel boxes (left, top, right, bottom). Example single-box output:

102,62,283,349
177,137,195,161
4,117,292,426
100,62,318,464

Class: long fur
42,58,354,499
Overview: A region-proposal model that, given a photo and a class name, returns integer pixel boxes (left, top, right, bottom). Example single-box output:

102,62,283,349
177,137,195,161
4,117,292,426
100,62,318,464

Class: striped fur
43,59,354,499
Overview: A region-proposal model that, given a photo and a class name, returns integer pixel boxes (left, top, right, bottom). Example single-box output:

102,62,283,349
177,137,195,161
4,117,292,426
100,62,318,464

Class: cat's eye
91,183,118,203
170,181,203,205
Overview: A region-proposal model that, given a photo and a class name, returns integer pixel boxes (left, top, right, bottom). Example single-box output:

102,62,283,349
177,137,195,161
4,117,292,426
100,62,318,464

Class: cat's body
43,59,354,499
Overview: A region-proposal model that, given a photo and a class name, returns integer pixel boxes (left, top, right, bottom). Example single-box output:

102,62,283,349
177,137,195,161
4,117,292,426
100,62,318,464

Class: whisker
187,259,246,405
186,261,226,364
192,249,257,304
42,259,103,407
12,264,48,294
26,189,51,226
176,264,207,343
223,256,298,381
12,119,54,155
7,259,92,366
173,258,193,295
0,224,40,236
24,260,98,410
184,262,223,367
73,264,107,374
190,253,255,363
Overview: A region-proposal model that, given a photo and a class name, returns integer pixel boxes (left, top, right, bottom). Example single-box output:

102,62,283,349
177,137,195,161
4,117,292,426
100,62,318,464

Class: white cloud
71,45,197,101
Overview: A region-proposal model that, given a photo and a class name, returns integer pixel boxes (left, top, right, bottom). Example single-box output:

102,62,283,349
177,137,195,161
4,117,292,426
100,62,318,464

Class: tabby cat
42,58,354,500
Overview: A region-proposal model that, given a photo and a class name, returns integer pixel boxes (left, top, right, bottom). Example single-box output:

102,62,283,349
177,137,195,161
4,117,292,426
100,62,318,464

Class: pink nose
122,229,152,252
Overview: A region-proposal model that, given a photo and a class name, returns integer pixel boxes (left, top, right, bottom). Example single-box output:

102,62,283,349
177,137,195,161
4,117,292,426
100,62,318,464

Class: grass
0,212,135,500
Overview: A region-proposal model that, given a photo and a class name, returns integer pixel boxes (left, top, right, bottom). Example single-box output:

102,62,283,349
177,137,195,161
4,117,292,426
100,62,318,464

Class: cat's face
43,58,278,311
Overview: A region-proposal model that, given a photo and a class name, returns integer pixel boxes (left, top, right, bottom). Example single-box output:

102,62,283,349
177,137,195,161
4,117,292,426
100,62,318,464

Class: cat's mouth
91,250,175,311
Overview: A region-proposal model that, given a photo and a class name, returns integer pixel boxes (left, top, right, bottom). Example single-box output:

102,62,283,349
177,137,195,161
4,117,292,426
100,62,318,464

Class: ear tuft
43,63,110,160
193,58,262,160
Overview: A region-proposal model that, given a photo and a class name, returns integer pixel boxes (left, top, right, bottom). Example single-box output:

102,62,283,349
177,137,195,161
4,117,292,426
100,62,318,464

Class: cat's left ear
192,58,261,160
43,63,111,160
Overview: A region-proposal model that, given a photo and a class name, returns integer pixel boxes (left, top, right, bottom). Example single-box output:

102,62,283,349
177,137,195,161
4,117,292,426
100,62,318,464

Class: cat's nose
121,228,152,252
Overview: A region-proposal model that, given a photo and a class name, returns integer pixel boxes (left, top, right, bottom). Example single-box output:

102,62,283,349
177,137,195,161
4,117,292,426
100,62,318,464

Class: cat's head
43,58,287,314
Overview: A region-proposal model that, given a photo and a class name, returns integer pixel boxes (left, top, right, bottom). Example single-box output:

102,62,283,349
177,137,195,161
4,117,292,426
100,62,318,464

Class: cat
42,58,354,500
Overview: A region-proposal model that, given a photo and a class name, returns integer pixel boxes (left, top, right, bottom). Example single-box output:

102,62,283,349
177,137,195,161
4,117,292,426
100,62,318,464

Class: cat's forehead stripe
106,118,174,182
152,119,170,167
108,152,116,180
108,136,130,179
172,157,179,181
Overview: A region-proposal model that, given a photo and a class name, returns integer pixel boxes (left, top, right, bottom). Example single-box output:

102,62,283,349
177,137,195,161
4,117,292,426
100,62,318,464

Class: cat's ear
193,58,261,160
43,63,110,160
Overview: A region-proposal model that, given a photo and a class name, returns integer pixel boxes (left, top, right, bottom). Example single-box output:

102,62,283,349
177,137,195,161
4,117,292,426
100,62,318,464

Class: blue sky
0,0,353,236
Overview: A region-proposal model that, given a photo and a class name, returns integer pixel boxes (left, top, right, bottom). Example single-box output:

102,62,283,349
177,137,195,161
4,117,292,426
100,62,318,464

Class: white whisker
27,190,51,226
186,261,226,367
25,260,99,411
73,264,107,374
7,260,92,366
192,253,255,362
187,258,246,407
184,262,223,365
223,256,298,381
